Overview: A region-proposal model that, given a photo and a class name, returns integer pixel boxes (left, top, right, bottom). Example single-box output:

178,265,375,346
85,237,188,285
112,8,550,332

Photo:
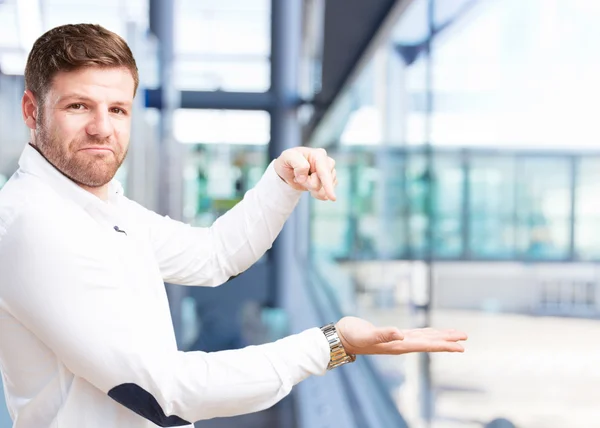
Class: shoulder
0,172,90,251
0,171,44,239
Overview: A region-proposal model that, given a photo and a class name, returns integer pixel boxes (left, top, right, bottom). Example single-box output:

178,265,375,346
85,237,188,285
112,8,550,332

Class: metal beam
149,0,188,349
268,0,303,308
145,89,275,111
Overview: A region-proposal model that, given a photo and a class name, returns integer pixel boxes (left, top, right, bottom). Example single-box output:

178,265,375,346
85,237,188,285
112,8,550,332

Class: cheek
55,114,86,138
114,122,131,145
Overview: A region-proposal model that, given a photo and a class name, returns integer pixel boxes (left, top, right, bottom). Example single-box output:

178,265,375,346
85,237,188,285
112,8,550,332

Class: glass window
311,152,355,258
374,150,408,258
469,155,516,258
338,59,383,146
311,149,408,260
405,153,428,256
308,1,600,427
432,154,464,257
176,109,270,226
430,0,600,150
515,157,571,259
575,157,600,260
175,0,271,92
183,144,267,226
404,52,428,146
174,58,269,92
404,152,465,258
176,8,269,56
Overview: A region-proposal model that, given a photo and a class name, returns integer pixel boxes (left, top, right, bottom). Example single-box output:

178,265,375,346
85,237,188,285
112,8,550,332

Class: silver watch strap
320,322,356,370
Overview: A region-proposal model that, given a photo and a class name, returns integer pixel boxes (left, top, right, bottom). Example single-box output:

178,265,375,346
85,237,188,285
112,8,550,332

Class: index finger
315,153,336,201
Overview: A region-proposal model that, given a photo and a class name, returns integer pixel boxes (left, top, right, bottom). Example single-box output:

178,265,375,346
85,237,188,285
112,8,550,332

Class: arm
0,212,468,425
129,161,303,286
131,147,338,287
0,211,330,425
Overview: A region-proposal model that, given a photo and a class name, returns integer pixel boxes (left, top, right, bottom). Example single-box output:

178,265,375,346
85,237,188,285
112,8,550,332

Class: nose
86,108,114,139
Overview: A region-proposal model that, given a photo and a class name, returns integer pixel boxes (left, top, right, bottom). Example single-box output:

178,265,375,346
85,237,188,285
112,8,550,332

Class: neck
78,183,109,201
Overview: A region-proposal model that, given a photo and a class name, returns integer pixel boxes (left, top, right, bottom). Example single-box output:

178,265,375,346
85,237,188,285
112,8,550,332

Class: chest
83,204,167,302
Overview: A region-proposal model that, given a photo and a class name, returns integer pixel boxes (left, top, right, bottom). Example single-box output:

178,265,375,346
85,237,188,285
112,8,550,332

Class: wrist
320,323,356,370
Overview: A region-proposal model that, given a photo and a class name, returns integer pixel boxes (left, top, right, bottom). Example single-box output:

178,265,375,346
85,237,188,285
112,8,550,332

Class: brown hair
24,24,139,105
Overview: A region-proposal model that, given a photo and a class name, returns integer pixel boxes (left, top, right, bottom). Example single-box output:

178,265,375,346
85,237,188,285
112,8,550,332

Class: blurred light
428,0,600,150
0,51,26,75
340,106,382,145
392,0,429,44
174,58,270,92
42,0,124,38
175,0,271,92
434,0,475,28
16,0,42,51
0,1,21,49
173,109,270,145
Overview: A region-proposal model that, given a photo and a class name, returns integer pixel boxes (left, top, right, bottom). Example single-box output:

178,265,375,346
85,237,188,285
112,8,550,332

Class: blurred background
1,0,600,427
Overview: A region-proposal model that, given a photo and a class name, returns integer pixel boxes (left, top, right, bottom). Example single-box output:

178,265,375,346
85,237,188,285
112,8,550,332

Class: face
25,67,134,189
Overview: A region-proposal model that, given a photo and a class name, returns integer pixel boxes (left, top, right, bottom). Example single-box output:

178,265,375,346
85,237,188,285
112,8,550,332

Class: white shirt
0,144,330,428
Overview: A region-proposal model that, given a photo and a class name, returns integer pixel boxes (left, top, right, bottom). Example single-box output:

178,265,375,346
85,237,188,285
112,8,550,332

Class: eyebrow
56,94,132,108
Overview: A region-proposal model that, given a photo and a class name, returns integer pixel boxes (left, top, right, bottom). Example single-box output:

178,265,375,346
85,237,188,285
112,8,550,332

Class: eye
110,107,127,115
68,103,85,110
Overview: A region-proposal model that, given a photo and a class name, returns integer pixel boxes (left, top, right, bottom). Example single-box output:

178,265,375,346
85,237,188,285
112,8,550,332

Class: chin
73,168,119,188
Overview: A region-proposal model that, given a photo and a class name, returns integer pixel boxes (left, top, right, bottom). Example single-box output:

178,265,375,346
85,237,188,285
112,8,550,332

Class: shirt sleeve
0,209,330,425
125,161,303,286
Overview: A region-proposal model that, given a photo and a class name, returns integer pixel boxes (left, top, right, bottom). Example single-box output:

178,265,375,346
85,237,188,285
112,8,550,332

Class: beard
35,117,127,188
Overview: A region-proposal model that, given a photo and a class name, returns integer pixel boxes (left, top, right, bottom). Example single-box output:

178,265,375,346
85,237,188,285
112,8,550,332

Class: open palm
335,316,467,355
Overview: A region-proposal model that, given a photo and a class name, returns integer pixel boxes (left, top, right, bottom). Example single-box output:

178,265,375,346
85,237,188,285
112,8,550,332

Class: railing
304,254,410,428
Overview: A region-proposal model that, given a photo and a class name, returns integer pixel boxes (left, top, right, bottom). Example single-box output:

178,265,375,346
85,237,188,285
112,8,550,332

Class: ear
22,90,39,130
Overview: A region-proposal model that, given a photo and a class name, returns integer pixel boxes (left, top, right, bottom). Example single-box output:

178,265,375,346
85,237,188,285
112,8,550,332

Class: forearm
144,161,303,286
164,328,330,420
207,161,303,277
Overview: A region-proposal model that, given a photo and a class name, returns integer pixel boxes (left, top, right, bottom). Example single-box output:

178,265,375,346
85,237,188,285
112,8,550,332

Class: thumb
282,150,310,183
376,327,404,344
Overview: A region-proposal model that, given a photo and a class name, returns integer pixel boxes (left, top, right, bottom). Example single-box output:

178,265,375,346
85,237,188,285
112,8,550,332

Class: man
0,24,467,427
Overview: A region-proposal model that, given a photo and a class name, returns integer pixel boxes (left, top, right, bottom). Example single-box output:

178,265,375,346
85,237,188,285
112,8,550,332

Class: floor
361,307,600,428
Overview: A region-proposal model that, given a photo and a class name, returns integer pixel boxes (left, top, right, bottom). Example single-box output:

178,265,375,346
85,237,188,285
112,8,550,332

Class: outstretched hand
335,316,467,355
274,147,337,201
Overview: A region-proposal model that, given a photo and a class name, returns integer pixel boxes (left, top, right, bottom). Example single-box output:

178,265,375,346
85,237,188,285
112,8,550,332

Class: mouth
79,147,114,154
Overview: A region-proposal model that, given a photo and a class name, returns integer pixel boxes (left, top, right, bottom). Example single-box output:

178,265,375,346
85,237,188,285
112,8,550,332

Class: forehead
48,67,135,103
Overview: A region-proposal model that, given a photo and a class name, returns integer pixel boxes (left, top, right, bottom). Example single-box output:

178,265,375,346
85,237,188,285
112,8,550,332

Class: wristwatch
320,323,356,370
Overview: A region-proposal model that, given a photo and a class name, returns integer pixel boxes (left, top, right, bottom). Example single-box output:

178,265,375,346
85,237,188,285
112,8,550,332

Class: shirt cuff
262,327,331,387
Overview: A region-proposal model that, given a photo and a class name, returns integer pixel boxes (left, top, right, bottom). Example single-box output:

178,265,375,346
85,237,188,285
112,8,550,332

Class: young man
0,24,467,427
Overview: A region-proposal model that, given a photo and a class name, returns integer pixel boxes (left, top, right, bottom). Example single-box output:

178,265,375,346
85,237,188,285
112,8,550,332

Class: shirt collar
18,143,124,209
